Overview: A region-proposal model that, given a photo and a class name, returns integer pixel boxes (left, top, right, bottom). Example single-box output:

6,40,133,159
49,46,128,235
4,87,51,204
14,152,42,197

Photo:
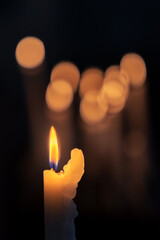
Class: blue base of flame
49,161,58,171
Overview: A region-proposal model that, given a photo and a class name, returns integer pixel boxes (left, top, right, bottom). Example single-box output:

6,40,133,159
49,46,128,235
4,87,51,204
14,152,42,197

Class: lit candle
43,126,85,240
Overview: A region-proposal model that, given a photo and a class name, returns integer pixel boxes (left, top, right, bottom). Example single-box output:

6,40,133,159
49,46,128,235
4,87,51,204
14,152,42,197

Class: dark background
0,0,160,239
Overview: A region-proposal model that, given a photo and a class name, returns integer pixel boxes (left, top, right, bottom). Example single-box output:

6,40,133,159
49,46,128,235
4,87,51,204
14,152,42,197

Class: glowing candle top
49,126,60,170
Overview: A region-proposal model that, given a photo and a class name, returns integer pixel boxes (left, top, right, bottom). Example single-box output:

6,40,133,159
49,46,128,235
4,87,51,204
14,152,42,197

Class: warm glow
120,53,147,88
104,65,120,78
49,126,59,170
50,62,80,92
102,80,126,105
99,80,126,114
79,68,104,97
80,90,107,124
15,36,45,69
45,80,73,112
104,65,130,101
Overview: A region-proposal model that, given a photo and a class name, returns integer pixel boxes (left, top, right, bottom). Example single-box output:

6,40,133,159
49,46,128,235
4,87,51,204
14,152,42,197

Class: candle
43,126,85,240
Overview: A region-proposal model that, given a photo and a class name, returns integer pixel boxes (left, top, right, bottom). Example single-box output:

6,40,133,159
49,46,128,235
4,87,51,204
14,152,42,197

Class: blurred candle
80,90,108,124
45,80,73,112
120,53,147,88
43,126,85,240
99,80,126,115
104,65,120,78
104,65,130,101
50,62,80,92
15,36,45,69
79,67,104,97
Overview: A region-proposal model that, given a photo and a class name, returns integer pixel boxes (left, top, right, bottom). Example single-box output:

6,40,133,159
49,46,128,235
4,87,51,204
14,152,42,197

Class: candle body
43,170,63,240
43,148,84,240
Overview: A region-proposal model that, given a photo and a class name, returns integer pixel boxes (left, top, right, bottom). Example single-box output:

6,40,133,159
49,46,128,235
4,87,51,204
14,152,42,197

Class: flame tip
49,125,59,168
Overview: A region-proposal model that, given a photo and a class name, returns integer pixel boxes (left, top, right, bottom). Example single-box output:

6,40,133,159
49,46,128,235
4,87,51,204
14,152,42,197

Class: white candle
43,126,85,240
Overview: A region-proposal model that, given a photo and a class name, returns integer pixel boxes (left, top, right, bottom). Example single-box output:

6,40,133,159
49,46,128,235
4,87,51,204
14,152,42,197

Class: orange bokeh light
80,90,107,124
120,53,147,88
50,61,80,92
15,36,45,69
79,68,104,97
49,126,60,170
45,80,73,112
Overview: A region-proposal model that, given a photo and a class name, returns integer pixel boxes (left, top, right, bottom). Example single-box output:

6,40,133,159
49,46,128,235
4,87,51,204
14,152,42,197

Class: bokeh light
80,90,107,124
104,65,120,78
45,80,73,112
15,36,45,69
79,68,104,97
50,62,80,92
100,80,126,114
104,65,130,101
120,53,147,88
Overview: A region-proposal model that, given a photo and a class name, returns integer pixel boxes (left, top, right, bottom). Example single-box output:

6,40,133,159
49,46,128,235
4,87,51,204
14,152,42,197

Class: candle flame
49,126,59,170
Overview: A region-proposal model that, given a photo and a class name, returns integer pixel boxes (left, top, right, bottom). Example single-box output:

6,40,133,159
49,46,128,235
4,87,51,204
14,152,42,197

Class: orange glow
45,80,73,112
15,36,45,69
49,126,59,170
80,90,107,124
120,53,147,88
50,62,80,92
79,68,104,97
99,80,126,115
104,65,130,101
104,65,120,78
102,80,126,105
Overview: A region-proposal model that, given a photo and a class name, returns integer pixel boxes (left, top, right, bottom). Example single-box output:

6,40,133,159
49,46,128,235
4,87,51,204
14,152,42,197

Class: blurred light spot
45,80,73,112
123,130,147,158
80,90,107,124
99,80,126,115
79,68,104,97
120,53,147,88
15,36,45,69
104,65,120,78
104,66,130,101
50,62,80,92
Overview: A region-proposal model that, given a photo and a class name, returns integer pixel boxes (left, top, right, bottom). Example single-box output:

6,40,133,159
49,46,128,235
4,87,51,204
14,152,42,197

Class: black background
0,0,160,239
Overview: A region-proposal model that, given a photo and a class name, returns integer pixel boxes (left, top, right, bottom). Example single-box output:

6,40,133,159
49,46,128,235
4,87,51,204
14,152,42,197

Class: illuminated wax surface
15,36,45,69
